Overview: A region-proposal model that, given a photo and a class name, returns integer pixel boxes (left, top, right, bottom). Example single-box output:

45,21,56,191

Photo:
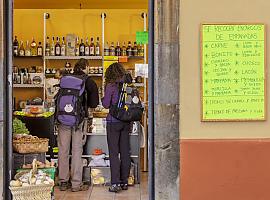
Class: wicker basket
9,184,53,200
13,137,49,154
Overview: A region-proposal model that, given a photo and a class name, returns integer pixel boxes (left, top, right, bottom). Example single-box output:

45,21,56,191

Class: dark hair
74,58,89,73
105,63,126,85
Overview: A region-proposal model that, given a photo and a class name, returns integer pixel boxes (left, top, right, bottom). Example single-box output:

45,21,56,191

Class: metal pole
148,0,155,199
3,0,13,199
43,13,48,102
143,12,148,172
101,13,105,96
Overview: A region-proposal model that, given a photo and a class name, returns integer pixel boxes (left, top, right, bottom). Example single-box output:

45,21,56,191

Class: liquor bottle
110,42,115,56
50,37,55,56
132,42,138,56
85,37,90,56
116,42,122,56
13,36,19,56
80,39,85,56
90,38,95,56
17,72,21,84
55,37,61,56
19,41,25,56
30,37,37,56
25,40,31,56
126,41,132,56
75,37,80,56
122,42,127,56
104,42,110,56
61,37,66,56
95,37,100,56
45,37,50,56
37,42,43,56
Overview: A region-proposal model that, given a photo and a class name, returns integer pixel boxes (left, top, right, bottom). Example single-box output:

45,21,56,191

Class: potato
10,180,22,187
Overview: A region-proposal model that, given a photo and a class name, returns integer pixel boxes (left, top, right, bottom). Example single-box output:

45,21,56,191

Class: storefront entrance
2,0,156,199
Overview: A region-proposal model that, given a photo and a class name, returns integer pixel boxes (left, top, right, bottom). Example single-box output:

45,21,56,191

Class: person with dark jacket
58,58,99,192
102,63,131,193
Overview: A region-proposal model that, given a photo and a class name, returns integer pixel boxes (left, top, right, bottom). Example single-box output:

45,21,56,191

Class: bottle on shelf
95,37,100,56
90,38,95,56
25,40,31,56
55,37,61,56
37,42,43,56
30,37,37,56
126,41,132,56
19,41,25,56
132,42,138,56
27,73,32,84
23,72,27,84
75,37,80,56
104,42,110,56
80,39,85,56
45,37,50,56
85,37,90,56
122,42,127,56
116,41,122,56
50,37,55,56
17,72,21,84
13,36,19,56
61,37,66,56
110,42,115,56
140,43,144,57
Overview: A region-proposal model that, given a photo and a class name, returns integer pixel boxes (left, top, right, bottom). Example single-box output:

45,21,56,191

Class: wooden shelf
44,56,103,60
14,56,43,58
13,84,44,88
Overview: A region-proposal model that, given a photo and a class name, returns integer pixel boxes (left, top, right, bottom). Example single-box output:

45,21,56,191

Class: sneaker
59,182,71,191
109,184,122,193
71,184,90,192
121,183,128,190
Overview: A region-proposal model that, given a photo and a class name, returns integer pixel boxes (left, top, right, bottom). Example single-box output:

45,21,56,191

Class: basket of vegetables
9,159,54,200
13,118,49,154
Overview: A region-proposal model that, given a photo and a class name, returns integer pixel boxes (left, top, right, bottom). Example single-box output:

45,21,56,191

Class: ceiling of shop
14,0,148,9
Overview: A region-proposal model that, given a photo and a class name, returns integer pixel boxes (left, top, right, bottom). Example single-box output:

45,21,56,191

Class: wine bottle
45,37,50,56
110,42,115,56
132,42,138,56
95,37,100,56
90,38,95,56
61,37,66,56
122,42,127,56
116,41,122,56
50,37,55,56
75,37,80,56
80,39,85,56
104,42,110,56
13,36,19,56
37,42,43,56
55,37,61,56
126,41,132,56
85,37,90,56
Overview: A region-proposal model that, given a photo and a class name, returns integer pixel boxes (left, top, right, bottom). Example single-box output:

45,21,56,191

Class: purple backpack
55,75,88,128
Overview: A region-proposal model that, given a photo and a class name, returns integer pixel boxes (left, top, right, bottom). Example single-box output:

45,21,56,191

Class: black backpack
55,74,88,128
109,82,144,122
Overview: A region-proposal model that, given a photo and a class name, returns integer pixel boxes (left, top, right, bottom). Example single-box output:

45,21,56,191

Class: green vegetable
13,118,29,135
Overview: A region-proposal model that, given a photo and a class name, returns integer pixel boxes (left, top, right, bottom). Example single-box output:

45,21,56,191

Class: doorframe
3,0,156,200
3,0,13,199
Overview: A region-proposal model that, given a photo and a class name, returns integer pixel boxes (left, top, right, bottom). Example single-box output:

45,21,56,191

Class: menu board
201,24,266,121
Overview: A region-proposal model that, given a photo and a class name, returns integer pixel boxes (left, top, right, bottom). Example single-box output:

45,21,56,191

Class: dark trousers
107,122,131,184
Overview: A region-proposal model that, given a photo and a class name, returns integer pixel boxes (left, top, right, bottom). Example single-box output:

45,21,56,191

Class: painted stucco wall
180,0,270,139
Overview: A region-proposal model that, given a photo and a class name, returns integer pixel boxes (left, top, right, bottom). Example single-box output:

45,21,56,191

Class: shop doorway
3,0,155,199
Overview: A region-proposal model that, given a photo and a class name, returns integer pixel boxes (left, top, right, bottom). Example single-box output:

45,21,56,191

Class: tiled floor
54,172,149,200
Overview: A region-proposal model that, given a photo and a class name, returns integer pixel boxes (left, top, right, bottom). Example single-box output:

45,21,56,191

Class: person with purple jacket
102,63,131,193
